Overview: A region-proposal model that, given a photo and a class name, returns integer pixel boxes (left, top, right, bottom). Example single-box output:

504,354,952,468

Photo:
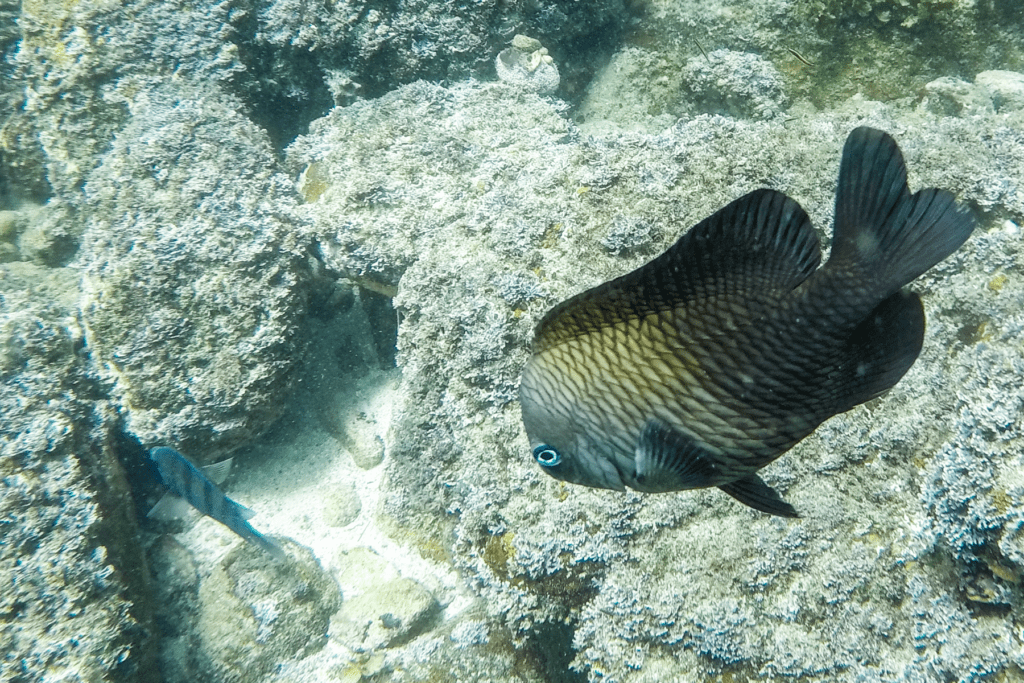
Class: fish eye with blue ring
533,444,562,467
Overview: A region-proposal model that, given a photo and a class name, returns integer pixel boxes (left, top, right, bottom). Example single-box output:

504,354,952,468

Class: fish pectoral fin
634,419,729,492
718,474,798,518
148,492,194,521
202,457,233,485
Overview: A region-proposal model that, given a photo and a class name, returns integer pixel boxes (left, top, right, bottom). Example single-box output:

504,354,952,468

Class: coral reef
578,0,1024,130
3,0,1024,679
680,49,789,120
148,536,340,683
289,77,1024,681
77,85,313,458
246,0,629,123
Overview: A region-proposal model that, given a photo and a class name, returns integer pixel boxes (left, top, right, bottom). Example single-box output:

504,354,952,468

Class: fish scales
520,127,976,516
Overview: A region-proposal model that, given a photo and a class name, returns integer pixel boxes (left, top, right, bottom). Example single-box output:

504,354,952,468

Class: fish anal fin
534,189,821,350
833,289,924,411
718,474,798,518
634,419,734,492
148,492,194,521
202,458,233,485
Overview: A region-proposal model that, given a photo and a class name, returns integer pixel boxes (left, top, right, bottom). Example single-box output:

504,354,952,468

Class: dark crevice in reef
242,60,334,155
113,430,165,528
361,287,399,369
0,148,53,211
77,415,162,682
227,8,334,155
519,619,587,683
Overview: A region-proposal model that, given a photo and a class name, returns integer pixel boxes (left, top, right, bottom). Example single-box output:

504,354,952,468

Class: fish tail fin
254,534,288,562
828,127,975,294
237,520,288,561
832,289,925,411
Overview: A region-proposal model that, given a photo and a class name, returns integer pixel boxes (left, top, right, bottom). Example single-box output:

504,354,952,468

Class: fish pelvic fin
718,474,798,518
533,189,821,351
633,419,746,493
828,127,976,295
147,492,194,521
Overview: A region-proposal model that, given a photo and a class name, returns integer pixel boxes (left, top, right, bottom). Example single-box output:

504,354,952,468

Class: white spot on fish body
856,230,878,255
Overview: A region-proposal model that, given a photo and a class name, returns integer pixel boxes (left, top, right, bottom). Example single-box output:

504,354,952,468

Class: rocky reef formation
1,264,160,682
290,78,1024,682
3,0,1024,680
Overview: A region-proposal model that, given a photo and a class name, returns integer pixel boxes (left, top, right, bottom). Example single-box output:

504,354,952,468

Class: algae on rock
288,76,1024,681
78,86,315,458
1,263,160,683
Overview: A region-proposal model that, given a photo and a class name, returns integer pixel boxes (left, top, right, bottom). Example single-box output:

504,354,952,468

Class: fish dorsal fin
202,458,233,486
148,492,194,521
535,189,821,349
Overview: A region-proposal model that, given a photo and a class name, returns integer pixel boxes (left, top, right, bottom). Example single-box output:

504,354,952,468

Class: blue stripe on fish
148,446,286,561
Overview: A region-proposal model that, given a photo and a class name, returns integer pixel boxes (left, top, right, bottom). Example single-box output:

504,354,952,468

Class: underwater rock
323,480,362,527
249,0,624,118
333,577,440,651
975,69,1024,113
578,0,1023,130
330,548,441,652
78,84,313,458
0,211,18,262
289,78,1024,681
600,213,661,255
147,536,202,682
0,263,160,683
334,547,402,593
188,541,341,682
495,34,560,95
576,46,680,133
344,419,386,470
920,76,995,117
680,49,788,120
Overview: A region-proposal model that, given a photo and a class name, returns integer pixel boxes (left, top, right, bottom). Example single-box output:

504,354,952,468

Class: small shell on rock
495,35,559,95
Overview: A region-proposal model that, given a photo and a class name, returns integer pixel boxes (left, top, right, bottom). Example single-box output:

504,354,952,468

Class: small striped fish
148,446,285,560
